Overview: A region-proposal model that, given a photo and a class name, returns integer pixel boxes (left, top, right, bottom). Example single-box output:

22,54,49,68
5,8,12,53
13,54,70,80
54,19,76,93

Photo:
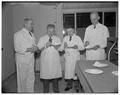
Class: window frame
63,13,75,29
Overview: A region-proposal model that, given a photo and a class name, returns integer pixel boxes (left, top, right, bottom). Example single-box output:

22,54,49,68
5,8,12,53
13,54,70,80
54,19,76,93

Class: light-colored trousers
16,53,35,92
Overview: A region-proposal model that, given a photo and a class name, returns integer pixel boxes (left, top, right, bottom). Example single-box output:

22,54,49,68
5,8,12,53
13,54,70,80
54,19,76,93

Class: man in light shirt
84,12,109,60
14,18,38,92
37,24,62,93
59,26,84,92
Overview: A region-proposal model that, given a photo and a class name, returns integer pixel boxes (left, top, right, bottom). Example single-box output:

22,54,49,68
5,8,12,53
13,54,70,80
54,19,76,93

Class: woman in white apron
37,24,62,93
59,27,84,92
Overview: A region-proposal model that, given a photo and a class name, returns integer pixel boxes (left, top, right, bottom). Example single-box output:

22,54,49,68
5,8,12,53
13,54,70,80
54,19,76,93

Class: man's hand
86,45,100,50
72,45,78,49
26,47,33,52
41,47,45,51
33,45,38,51
92,45,100,50
26,45,38,53
33,45,39,53
67,45,78,49
52,44,61,50
84,41,89,47
46,42,52,48
26,47,34,53
64,42,68,48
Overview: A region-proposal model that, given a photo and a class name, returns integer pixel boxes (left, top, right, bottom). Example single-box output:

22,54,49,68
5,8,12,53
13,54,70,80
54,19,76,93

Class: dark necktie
29,32,32,37
94,25,96,29
69,36,72,41
49,36,52,43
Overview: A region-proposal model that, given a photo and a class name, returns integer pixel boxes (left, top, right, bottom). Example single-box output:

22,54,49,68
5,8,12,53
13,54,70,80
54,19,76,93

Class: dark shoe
54,90,60,93
64,87,72,91
76,89,79,93
74,80,80,93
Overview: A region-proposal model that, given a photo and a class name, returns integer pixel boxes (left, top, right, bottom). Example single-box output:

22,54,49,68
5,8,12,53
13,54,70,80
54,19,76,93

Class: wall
2,4,16,81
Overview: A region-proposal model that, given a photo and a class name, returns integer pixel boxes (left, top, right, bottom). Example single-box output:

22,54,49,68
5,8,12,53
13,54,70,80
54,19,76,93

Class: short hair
47,24,55,29
65,25,75,33
24,18,33,24
90,12,99,18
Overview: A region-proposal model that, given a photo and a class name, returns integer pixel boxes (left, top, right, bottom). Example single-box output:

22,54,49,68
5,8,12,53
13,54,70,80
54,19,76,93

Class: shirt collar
92,22,100,28
70,34,75,37
47,35,55,38
23,28,30,33
23,28,33,37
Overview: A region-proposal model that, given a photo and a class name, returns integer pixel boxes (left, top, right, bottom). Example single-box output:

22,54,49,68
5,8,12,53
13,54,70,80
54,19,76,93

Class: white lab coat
14,28,36,92
37,35,62,79
59,34,84,79
84,23,109,60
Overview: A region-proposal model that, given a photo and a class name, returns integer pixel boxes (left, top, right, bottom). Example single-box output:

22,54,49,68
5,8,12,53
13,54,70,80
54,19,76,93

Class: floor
2,72,84,93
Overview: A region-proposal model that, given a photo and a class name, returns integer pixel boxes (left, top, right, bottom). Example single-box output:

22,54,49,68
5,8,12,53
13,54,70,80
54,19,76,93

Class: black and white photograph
2,0,118,93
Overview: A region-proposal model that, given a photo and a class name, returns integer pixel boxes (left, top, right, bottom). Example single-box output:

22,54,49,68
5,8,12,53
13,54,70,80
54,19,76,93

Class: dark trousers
43,79,59,93
66,79,73,88
66,79,80,90
74,80,80,90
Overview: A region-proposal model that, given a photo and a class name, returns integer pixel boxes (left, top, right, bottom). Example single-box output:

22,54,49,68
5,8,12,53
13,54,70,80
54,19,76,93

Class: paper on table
93,61,108,67
85,69,104,74
52,41,61,45
112,71,118,76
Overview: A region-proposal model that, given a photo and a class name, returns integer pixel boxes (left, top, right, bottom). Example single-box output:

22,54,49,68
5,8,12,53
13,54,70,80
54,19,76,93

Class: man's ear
98,16,100,20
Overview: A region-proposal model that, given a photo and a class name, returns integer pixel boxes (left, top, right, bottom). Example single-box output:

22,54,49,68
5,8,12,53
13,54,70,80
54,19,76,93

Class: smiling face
24,19,34,33
47,26,55,37
90,12,100,26
66,28,74,36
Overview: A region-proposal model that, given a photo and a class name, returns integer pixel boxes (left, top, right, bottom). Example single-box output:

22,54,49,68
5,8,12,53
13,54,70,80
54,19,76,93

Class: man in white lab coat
37,24,62,93
14,18,38,92
84,12,109,60
59,26,84,92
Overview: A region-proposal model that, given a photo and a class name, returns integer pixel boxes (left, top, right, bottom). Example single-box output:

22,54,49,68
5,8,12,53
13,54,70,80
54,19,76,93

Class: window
63,14,75,28
76,13,91,28
104,12,116,27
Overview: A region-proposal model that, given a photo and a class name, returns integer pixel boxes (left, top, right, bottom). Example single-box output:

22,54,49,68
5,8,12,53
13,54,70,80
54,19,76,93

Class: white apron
86,49,106,60
14,28,35,92
37,35,62,79
64,48,80,79
59,34,84,79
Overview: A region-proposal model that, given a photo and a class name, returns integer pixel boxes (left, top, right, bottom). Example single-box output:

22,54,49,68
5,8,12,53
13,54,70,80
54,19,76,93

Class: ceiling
62,2,118,9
